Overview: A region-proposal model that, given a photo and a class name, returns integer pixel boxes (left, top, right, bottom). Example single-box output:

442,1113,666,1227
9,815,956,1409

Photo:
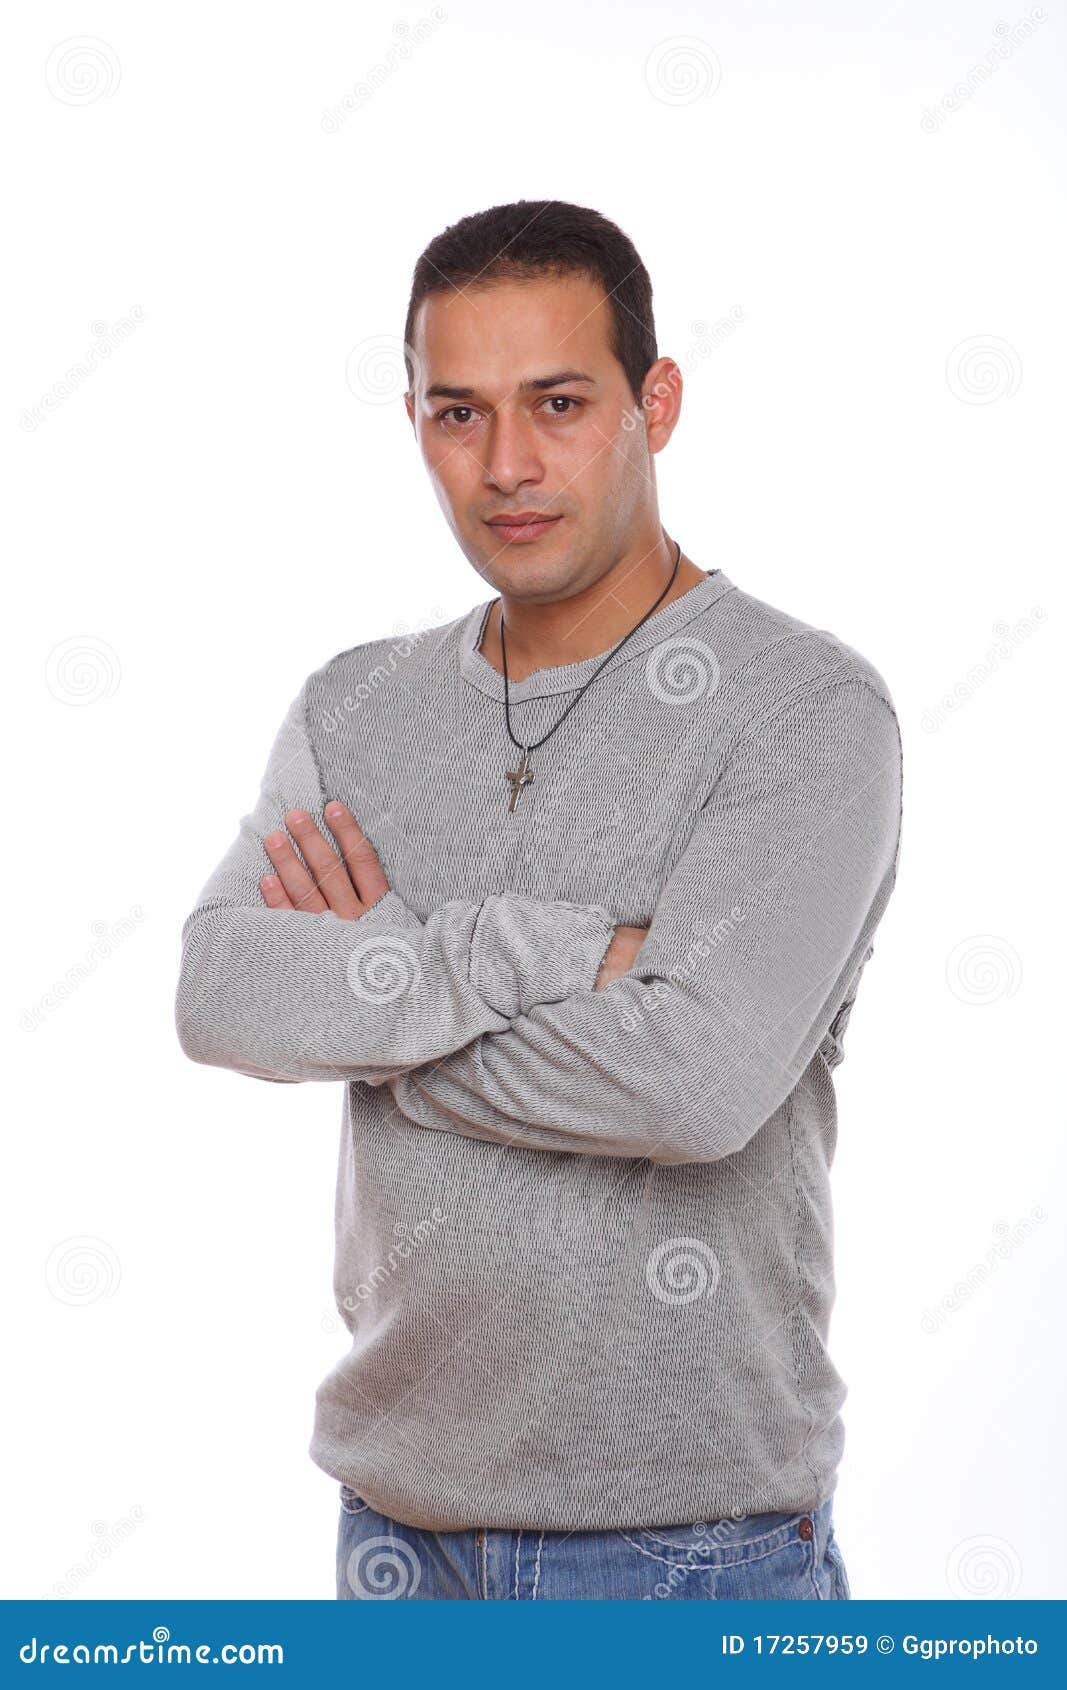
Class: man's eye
435,396,583,426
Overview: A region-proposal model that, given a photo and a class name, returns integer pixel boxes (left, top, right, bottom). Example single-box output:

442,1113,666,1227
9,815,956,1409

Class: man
175,199,901,1601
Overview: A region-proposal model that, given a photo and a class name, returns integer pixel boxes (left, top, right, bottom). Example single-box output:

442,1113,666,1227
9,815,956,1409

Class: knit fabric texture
175,568,903,1531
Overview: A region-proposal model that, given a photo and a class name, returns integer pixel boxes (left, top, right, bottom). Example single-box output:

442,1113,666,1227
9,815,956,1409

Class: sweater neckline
459,567,734,702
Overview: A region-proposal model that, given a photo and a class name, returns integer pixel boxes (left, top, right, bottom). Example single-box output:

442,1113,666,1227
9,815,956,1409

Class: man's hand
257,806,646,988
259,802,390,919
594,924,650,991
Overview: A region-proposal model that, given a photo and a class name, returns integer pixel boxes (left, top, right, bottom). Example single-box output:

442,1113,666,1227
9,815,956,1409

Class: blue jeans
335,1487,852,1600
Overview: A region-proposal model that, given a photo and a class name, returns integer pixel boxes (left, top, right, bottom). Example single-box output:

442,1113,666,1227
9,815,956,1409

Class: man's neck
477,537,708,683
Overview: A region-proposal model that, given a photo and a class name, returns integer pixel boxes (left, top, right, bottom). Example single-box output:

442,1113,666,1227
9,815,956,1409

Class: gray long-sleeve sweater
175,568,903,1531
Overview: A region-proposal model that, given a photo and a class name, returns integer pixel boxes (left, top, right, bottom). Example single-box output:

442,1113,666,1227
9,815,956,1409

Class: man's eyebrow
423,370,598,401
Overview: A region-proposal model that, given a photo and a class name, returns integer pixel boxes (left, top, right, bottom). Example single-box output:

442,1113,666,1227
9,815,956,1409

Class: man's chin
469,545,591,600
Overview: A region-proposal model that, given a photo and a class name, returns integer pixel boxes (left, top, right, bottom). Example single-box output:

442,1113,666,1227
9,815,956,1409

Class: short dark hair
403,199,657,408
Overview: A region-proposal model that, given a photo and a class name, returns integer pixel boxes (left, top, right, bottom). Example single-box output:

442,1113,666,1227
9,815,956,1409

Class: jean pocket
627,1510,805,1563
339,1482,370,1516
616,1514,820,1600
825,1533,852,1599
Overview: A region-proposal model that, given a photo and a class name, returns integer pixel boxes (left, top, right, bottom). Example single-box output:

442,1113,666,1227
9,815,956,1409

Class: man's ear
640,357,683,455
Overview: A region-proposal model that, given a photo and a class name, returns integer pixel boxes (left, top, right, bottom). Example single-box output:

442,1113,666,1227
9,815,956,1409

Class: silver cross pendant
505,745,534,813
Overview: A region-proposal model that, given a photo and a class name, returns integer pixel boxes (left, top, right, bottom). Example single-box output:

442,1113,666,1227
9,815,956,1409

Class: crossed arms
175,686,620,1086
175,675,901,1164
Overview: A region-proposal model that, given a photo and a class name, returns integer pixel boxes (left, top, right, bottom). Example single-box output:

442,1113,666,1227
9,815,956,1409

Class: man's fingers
259,873,295,910
282,810,365,916
259,806,387,920
323,802,390,906
263,825,332,913
594,924,650,990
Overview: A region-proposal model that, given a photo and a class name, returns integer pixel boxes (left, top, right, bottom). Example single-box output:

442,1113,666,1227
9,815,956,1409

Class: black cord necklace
497,538,682,813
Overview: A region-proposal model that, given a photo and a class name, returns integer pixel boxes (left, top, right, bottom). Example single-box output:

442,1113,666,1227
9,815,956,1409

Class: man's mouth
484,513,563,544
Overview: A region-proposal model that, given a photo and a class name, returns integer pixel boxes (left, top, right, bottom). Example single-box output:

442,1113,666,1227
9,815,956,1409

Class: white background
2,0,1064,1601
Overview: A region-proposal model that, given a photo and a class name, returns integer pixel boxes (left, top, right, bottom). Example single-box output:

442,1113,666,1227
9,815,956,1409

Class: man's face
406,272,669,601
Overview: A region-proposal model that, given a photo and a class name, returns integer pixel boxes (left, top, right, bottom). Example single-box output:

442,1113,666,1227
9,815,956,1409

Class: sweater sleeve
174,683,616,1084
384,679,903,1163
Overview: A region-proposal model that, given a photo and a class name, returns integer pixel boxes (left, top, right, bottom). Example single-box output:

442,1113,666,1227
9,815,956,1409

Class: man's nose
482,410,545,492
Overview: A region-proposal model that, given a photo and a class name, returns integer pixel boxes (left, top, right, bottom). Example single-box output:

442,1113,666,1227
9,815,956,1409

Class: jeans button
798,1516,814,1540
